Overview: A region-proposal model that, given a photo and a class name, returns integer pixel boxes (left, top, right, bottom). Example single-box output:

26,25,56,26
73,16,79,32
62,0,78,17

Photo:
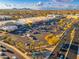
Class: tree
16,41,26,52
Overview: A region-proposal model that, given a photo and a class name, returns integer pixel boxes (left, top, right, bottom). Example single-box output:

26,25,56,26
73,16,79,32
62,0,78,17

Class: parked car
0,45,6,49
0,52,6,56
59,54,68,59
73,41,79,45
12,56,18,59
60,44,69,52
70,44,78,53
59,54,65,59
7,49,14,54
1,48,7,52
3,56,10,59
70,44,78,51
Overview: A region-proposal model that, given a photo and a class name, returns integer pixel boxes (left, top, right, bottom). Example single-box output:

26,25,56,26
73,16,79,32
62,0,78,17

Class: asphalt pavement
48,28,79,59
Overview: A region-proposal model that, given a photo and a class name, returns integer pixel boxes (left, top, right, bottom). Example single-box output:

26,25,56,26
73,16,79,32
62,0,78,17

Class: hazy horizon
0,0,79,10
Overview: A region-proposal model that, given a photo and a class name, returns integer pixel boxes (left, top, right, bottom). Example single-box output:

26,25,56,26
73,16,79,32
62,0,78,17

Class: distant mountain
12,8,32,10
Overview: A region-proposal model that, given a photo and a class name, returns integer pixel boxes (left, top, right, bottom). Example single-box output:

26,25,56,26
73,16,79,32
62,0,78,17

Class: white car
12,56,18,59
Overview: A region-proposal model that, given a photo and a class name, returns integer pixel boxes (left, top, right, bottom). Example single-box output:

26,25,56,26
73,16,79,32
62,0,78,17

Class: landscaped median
45,34,60,45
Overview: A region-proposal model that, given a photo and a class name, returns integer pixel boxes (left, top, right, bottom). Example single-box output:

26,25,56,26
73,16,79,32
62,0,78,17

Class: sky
0,0,79,10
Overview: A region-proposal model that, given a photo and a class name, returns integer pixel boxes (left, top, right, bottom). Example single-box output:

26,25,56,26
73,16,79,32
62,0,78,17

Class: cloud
4,4,12,7
34,0,78,10
51,0,74,3
0,3,13,9
36,2,44,6
0,0,78,10
37,3,79,10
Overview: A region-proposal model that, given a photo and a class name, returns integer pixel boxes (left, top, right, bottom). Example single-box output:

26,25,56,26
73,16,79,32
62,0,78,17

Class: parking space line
45,31,66,59
64,29,75,59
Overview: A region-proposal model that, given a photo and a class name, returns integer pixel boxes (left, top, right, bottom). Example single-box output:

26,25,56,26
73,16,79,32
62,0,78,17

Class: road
0,41,31,59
